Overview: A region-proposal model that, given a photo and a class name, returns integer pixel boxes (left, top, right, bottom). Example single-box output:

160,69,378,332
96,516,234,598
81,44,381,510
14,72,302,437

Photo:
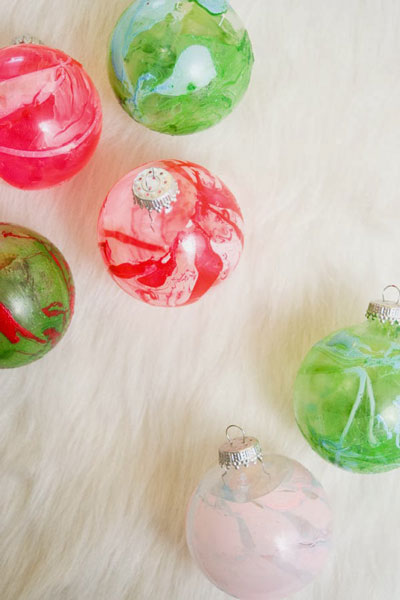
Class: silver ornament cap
366,285,400,325
219,425,263,470
12,34,44,45
132,166,179,214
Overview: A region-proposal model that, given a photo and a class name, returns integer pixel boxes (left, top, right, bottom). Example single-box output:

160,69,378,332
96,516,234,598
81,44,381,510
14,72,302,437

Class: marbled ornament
98,160,244,307
0,43,102,190
108,0,254,135
186,455,332,600
0,223,74,368
294,318,400,473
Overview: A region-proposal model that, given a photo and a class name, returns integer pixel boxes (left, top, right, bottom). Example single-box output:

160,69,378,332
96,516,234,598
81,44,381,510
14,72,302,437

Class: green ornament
294,286,400,474
0,223,75,369
108,0,254,135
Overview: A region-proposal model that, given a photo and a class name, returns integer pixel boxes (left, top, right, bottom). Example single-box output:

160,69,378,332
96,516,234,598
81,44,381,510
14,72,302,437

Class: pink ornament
186,426,333,600
98,160,244,307
0,42,102,190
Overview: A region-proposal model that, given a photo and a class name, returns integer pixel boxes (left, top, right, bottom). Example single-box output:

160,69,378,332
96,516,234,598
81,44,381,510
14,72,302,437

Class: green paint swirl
109,0,253,135
294,318,400,473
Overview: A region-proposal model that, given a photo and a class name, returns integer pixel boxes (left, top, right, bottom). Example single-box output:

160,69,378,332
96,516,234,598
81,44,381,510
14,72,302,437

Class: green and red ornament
0,223,74,368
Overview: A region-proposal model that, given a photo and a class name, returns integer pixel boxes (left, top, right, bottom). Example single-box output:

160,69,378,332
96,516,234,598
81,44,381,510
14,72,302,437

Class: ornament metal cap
132,166,179,214
366,285,400,325
12,34,44,45
218,425,263,470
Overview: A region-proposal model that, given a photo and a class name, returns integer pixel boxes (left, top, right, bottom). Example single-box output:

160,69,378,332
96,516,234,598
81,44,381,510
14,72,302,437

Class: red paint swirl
0,302,45,345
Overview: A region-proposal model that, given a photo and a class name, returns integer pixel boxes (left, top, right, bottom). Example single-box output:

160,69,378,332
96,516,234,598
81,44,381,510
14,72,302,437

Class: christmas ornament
0,39,102,190
98,160,244,307
108,0,254,135
0,223,74,368
294,285,400,474
186,426,332,600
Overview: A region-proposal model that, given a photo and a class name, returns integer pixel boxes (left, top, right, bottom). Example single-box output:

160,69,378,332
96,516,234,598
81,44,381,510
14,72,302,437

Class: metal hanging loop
219,426,263,470
366,284,400,325
226,425,246,444
382,285,400,305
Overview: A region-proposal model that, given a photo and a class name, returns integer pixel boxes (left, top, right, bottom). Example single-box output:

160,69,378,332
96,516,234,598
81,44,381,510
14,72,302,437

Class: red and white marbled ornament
98,160,244,307
0,43,102,190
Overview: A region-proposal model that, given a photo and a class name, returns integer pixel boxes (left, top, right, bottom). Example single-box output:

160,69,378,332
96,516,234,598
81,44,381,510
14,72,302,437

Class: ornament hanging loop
219,426,263,469
226,424,246,444
382,285,400,305
366,284,400,324
142,168,158,192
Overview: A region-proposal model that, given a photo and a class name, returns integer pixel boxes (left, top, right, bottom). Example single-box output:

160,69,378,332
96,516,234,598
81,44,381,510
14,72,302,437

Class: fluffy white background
1,1,400,598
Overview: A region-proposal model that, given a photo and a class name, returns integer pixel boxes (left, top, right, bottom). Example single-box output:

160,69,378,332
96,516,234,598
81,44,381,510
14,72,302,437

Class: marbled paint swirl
186,455,332,600
294,318,400,473
0,44,102,189
98,160,244,307
108,0,253,135
0,224,75,368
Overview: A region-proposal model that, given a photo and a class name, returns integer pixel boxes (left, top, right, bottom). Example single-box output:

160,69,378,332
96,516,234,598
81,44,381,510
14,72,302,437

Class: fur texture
1,1,400,598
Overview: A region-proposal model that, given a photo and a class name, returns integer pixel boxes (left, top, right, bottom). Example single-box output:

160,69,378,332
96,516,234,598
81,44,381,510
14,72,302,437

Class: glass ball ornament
98,159,244,307
0,38,102,190
294,285,400,474
186,425,332,600
108,0,254,135
0,223,75,368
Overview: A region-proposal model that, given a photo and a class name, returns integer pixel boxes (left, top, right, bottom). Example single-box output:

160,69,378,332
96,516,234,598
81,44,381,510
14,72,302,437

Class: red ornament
0,43,102,190
98,160,244,307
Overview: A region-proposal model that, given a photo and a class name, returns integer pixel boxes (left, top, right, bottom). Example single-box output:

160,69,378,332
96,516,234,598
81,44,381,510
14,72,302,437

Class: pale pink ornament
186,426,333,600
98,160,244,307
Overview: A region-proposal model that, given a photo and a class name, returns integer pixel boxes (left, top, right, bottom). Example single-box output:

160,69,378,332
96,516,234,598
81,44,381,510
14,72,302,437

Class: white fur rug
1,1,400,599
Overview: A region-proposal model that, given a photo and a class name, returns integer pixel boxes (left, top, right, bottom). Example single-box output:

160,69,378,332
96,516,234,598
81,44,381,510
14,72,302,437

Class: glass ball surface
98,160,244,307
0,44,102,190
294,318,400,473
0,223,75,368
186,456,332,600
108,0,254,135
